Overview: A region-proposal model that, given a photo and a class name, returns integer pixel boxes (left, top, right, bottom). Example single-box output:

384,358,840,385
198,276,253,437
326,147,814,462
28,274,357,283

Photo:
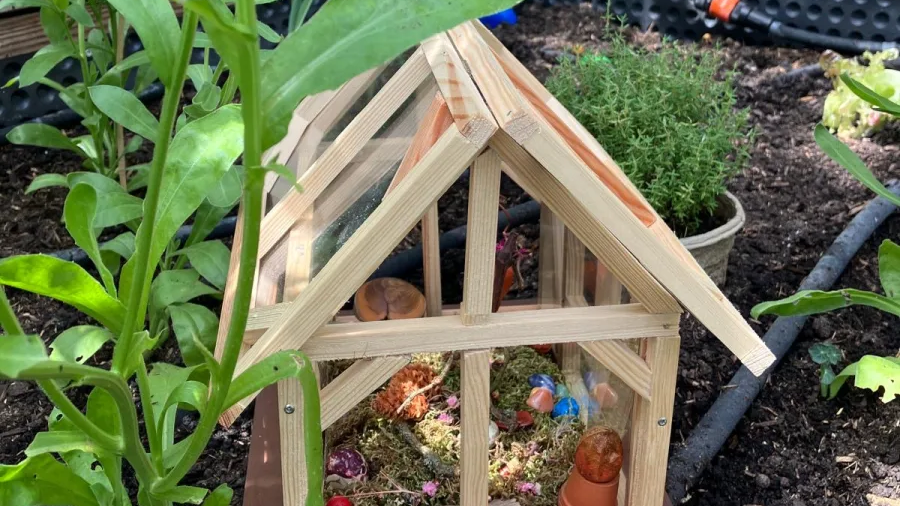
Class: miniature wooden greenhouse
212,21,776,506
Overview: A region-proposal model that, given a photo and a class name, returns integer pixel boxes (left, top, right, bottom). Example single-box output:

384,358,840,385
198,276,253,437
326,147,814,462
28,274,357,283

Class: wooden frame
228,23,775,506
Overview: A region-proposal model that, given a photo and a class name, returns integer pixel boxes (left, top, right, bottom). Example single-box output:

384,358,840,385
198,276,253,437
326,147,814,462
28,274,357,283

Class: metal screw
284,404,295,414
657,417,667,426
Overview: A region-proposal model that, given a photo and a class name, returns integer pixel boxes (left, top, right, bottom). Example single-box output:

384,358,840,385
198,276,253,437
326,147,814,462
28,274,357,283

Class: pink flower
437,413,454,424
516,482,542,496
869,112,882,127
446,395,459,409
422,481,439,497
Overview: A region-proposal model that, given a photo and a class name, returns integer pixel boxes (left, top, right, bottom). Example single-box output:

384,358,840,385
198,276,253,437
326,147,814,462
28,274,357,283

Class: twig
395,354,454,416
395,423,456,478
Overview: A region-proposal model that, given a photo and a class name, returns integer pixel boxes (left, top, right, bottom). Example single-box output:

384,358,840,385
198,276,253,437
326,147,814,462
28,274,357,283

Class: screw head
284,404,295,414
657,417,667,426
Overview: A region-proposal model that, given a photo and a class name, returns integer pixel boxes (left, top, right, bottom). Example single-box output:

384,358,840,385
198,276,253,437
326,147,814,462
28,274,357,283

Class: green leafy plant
808,342,841,397
753,75,900,404
821,49,900,139
545,30,752,235
0,0,520,505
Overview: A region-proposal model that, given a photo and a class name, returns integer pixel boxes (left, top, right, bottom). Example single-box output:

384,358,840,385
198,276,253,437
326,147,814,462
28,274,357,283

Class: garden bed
1,3,899,505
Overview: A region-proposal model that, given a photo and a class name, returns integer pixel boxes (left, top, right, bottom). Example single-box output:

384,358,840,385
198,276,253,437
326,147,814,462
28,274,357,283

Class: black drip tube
666,180,900,502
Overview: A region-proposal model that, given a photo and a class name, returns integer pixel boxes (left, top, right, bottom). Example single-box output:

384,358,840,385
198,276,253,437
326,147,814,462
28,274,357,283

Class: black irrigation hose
666,180,900,503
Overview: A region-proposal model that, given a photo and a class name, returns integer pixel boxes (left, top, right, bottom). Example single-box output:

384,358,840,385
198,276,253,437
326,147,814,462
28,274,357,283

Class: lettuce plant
821,49,900,139
0,1,520,505
754,75,900,404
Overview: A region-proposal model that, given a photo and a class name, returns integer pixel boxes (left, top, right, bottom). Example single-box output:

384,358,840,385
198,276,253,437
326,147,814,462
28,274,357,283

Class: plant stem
38,380,124,452
112,12,199,375
136,355,163,473
113,12,127,188
0,287,23,335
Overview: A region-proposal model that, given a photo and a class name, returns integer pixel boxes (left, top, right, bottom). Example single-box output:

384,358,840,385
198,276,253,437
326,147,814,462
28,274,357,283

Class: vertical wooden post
460,150,501,506
537,207,564,308
422,204,443,317
559,228,588,424
626,336,681,506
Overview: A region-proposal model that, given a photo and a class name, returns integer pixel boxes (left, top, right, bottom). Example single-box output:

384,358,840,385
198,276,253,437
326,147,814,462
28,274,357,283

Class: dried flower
422,481,440,497
446,395,459,409
437,413,454,424
372,364,440,421
516,482,542,496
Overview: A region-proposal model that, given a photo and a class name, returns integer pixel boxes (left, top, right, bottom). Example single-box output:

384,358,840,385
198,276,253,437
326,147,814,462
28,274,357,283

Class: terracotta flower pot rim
679,191,745,249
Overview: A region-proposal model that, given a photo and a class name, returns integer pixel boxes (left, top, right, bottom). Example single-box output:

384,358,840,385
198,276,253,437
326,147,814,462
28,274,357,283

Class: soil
1,2,900,505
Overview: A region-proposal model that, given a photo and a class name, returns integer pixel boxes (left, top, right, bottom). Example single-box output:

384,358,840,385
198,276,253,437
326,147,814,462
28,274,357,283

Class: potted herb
546,32,752,285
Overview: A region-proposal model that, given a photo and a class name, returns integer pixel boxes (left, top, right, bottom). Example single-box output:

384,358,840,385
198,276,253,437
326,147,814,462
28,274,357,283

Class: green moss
492,347,563,411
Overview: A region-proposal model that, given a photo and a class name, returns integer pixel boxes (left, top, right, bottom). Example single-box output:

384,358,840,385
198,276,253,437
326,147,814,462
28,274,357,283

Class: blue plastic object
479,8,517,29
528,373,555,392
551,397,579,418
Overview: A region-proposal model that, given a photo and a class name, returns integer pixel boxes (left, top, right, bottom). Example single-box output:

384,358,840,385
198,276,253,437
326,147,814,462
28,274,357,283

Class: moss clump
491,347,563,411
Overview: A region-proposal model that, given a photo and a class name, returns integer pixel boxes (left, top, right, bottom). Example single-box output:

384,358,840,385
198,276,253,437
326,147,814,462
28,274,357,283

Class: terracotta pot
558,467,619,506
679,191,745,286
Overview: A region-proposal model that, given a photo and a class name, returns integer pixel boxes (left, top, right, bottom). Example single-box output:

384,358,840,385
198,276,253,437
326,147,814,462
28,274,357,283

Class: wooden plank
537,207,565,308
320,356,411,430
558,229,586,422
460,350,491,506
221,126,483,423
283,214,315,302
579,340,652,401
491,132,681,315
277,378,309,506
627,337,680,506
421,33,497,145
250,304,679,362
313,137,412,164
387,92,454,193
446,22,537,142
256,48,431,260
461,149,502,325
422,204,443,317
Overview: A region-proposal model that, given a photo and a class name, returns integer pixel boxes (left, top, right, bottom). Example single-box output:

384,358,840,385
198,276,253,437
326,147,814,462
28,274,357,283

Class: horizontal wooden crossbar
245,304,679,361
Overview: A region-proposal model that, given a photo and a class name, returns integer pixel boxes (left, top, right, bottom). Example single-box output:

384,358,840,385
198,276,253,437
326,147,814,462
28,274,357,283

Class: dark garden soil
2,2,900,505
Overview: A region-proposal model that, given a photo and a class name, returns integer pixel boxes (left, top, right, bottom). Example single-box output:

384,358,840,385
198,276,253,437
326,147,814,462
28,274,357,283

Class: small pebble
528,373,555,392
489,421,500,445
516,410,534,428
592,382,619,409
555,384,570,398
755,473,771,489
551,397,579,418
526,387,554,413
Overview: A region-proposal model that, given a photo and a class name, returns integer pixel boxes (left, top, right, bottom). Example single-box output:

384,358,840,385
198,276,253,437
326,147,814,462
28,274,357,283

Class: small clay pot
558,467,619,506
354,278,426,321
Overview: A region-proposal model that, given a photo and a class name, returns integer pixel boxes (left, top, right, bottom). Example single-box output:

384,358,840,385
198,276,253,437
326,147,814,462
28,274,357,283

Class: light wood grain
283,215,315,302
421,33,497,145
422,204,443,317
491,132,681,315
537,208,565,309
579,340,652,401
320,356,411,430
461,149,502,325
257,49,431,259
460,350,491,506
277,378,310,506
221,126,482,423
627,337,680,506
557,229,587,422
387,92,453,194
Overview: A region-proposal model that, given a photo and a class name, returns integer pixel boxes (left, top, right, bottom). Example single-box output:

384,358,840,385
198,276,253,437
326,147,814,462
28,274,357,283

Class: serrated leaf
0,334,47,378
25,431,97,457
6,123,84,155
815,123,900,208
49,325,113,365
0,454,99,506
25,173,68,194
89,85,160,143
0,256,125,333
65,184,116,296
104,0,180,87
809,342,841,366
20,43,74,87
176,240,230,290
167,303,218,366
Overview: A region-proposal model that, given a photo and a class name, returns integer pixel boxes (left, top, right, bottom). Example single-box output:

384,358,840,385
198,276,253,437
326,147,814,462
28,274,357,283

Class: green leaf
162,435,192,469
156,380,207,440
120,105,243,299
25,431,97,457
99,232,136,262
65,184,116,296
64,3,94,26
6,123,84,155
176,240,230,290
821,364,836,386
752,288,900,320
187,63,213,90
148,363,197,449
105,0,180,87
25,173,68,194
855,355,900,402
879,240,900,298
167,303,218,366
202,484,233,506
185,200,232,248
94,192,144,229
809,342,841,366
840,73,900,116
20,43,74,87
0,255,126,333
208,165,244,209
67,172,122,194
149,269,219,319
156,485,208,504
57,82,92,118
126,135,144,154
49,325,112,364
126,163,150,192
98,51,151,86
88,85,160,143
224,351,314,412
86,388,121,443
257,162,301,192
815,123,900,208
120,331,157,379
0,454,99,506
0,334,47,378
0,0,55,9
255,0,520,149
256,19,282,43
40,7,68,45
